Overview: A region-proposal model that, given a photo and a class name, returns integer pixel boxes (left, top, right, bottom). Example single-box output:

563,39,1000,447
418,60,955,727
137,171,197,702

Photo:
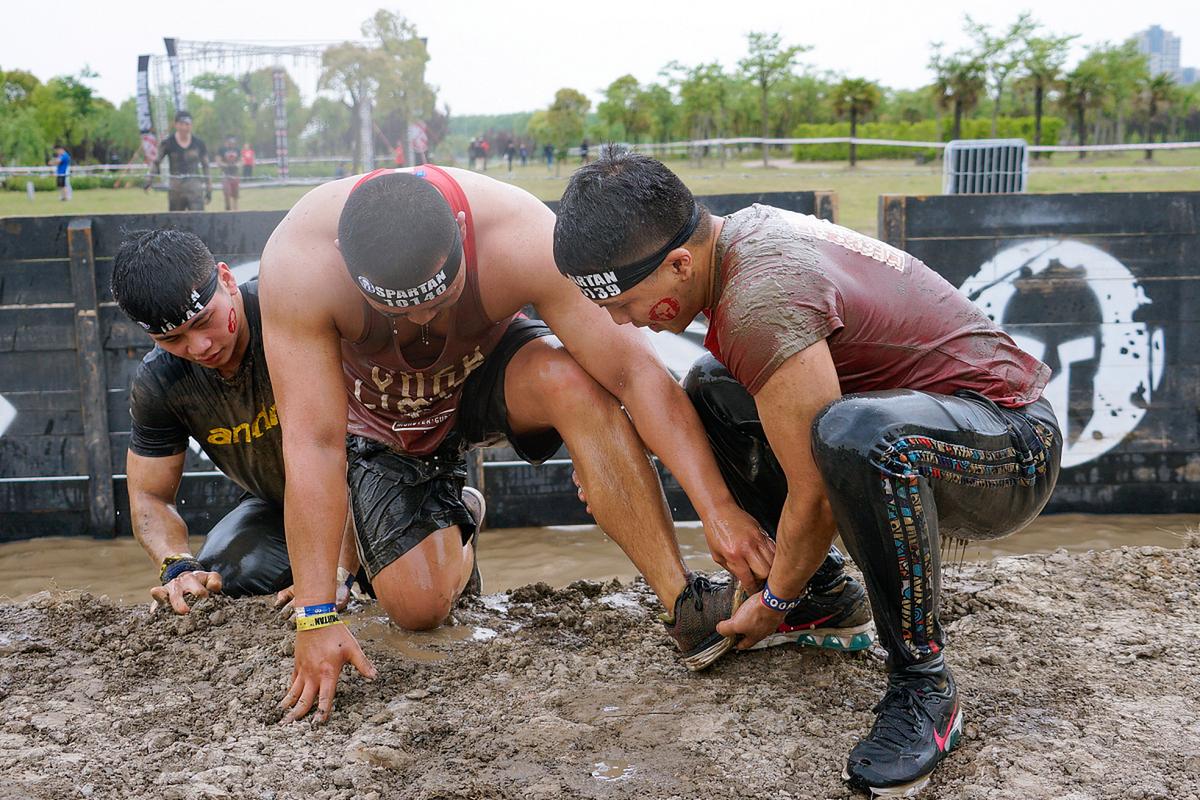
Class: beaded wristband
160,556,204,585
295,611,342,632
760,581,804,613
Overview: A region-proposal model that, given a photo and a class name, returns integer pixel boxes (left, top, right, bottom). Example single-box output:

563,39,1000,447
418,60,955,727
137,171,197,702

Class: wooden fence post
878,195,907,248
67,218,116,537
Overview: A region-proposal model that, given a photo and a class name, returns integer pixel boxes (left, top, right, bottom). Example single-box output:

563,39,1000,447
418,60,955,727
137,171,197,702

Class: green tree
1094,41,1149,143
929,47,986,140
1141,73,1176,159
1019,31,1077,154
737,31,809,166
1061,56,1104,158
831,78,882,166
597,74,651,142
665,61,732,164
637,82,677,143
527,88,590,176
966,12,1037,135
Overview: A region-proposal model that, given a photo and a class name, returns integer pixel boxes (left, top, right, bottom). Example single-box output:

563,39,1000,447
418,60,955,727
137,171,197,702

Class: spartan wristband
760,581,803,613
296,611,342,632
160,554,204,584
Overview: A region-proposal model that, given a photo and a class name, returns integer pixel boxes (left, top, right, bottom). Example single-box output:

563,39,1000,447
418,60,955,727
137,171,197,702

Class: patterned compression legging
683,353,1062,671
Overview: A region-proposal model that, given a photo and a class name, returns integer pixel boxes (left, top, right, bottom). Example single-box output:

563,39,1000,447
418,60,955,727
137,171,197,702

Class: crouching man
553,151,1062,797
111,230,361,613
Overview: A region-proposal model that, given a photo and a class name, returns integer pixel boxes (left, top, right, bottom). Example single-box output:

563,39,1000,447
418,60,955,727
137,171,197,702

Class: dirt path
2,543,1199,800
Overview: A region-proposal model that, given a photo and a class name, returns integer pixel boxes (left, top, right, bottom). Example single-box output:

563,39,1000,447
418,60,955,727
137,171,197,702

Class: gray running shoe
461,486,485,598
660,572,746,671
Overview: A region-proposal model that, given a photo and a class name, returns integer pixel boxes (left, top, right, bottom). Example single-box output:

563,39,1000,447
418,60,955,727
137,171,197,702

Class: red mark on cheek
228,308,237,334
648,297,680,322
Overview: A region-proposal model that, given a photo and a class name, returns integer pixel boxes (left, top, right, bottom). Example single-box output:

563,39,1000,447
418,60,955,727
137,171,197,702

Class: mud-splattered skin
705,205,1049,403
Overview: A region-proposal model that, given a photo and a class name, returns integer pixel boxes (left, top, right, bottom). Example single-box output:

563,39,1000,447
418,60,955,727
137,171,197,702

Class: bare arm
126,450,189,565
529,244,773,585
718,339,843,648
127,449,223,613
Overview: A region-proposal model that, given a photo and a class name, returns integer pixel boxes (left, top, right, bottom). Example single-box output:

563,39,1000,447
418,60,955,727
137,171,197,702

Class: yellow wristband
295,612,342,632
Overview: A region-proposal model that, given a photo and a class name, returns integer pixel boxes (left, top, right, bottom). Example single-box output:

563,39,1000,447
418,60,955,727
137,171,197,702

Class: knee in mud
377,591,454,632
682,354,755,430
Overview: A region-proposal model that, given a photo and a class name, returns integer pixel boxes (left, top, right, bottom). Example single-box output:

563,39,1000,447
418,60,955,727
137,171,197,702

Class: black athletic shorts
348,317,560,577
56,175,67,188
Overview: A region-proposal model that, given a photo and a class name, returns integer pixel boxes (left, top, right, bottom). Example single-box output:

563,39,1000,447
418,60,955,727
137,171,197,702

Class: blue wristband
160,558,204,584
297,603,337,618
760,581,803,613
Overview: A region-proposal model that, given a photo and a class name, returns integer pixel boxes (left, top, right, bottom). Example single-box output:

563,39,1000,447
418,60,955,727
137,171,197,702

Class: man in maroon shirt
553,150,1062,797
258,165,786,724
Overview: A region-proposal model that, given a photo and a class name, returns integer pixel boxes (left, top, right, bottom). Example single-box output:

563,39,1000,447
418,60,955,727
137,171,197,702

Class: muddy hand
571,470,593,515
150,570,223,615
716,590,784,650
280,623,376,724
703,511,775,591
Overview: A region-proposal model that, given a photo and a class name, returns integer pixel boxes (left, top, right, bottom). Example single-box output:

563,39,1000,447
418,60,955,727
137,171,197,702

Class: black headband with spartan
349,168,464,308
567,204,701,301
136,267,219,334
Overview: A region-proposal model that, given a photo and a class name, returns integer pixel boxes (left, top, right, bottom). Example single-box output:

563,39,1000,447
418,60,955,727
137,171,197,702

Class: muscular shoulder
130,347,189,413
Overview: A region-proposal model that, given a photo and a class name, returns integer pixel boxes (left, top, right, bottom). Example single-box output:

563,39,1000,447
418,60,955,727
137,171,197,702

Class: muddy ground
1,543,1199,800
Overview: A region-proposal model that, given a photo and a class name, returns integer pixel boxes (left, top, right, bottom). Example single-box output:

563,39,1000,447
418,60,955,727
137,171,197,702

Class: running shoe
660,572,746,671
750,574,874,652
460,486,486,598
843,667,962,797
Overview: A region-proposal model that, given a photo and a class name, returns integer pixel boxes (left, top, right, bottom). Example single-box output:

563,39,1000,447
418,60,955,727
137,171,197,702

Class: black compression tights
684,353,1062,671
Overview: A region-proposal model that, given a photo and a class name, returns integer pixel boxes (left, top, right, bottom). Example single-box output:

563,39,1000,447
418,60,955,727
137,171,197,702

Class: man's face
149,266,239,369
175,119,192,137
592,261,696,334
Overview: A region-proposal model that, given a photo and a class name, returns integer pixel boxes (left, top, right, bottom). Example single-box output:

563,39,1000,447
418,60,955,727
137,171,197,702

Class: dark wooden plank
105,347,149,390
879,195,907,249
0,390,83,436
0,261,73,305
0,350,78,392
0,306,75,352
0,435,88,477
900,192,1199,240
68,219,116,537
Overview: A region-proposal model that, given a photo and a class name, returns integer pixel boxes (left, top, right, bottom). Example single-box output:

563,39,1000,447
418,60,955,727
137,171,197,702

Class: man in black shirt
217,135,241,211
148,111,211,212
111,229,360,613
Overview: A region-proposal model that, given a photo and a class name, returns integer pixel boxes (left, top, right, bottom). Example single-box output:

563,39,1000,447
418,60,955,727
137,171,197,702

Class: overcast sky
6,0,1198,114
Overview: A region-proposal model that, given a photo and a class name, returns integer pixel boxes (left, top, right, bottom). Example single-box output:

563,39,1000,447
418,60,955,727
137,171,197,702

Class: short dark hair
337,172,457,289
554,148,708,275
111,229,215,326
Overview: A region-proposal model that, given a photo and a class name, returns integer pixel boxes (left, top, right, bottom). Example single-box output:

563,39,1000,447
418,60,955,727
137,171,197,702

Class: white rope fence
616,136,1200,155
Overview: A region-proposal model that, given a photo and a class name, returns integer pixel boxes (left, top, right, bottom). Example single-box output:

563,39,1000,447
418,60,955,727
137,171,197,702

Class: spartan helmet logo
960,240,1165,469
358,276,376,294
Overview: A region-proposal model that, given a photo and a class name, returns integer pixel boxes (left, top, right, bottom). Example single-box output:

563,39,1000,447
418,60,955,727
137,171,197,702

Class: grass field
3,149,1197,235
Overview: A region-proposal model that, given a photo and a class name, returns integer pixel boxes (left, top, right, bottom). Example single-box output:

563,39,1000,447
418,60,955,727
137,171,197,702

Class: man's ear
217,262,239,295
669,247,695,281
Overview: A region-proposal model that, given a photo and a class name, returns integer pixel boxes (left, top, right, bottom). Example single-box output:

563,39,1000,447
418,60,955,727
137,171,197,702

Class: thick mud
2,543,1199,800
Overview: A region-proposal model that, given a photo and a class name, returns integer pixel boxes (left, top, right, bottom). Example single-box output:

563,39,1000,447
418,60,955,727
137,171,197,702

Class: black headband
567,205,701,301
355,226,463,308
349,168,464,308
136,268,219,334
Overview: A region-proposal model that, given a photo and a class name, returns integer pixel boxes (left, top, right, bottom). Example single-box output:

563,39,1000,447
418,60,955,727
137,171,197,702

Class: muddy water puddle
0,514,1193,607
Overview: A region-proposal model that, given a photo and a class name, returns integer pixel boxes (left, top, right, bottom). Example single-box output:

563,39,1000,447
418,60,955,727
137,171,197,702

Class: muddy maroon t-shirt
704,205,1049,406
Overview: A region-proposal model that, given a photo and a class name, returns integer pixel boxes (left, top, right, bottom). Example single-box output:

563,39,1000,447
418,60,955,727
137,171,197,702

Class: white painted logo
960,239,1165,468
0,394,15,438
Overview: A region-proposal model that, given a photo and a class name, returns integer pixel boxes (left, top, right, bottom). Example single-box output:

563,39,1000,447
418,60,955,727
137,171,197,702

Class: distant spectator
394,142,405,167
519,143,528,167
217,135,241,211
334,162,347,179
148,111,210,212
480,138,490,172
505,141,516,172
48,144,71,201
543,143,554,170
580,138,590,164
241,143,255,178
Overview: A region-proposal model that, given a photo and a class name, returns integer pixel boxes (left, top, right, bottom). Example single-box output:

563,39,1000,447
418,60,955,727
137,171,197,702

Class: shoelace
867,684,938,750
683,574,715,612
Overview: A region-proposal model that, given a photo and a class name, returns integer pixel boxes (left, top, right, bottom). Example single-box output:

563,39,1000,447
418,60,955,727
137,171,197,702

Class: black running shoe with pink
749,574,874,652
843,667,962,797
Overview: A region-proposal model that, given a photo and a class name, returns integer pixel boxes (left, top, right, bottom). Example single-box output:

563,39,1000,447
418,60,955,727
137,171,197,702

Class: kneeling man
553,151,1062,797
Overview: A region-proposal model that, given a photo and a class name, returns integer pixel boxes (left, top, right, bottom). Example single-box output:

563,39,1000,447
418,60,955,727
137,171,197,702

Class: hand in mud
703,510,775,591
571,470,592,515
716,590,784,650
274,583,352,614
281,623,377,724
150,570,223,615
